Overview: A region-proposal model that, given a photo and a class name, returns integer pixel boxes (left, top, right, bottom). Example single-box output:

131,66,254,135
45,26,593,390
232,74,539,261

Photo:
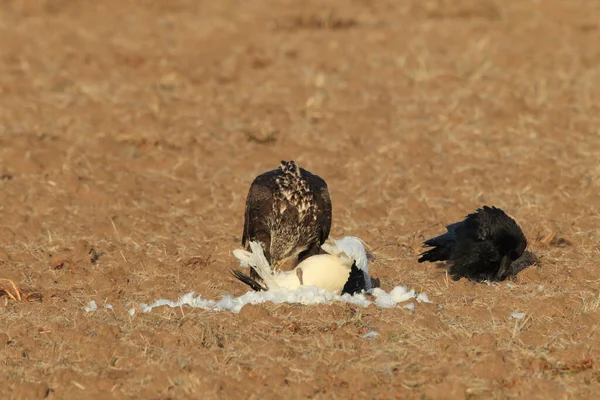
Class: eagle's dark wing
242,173,276,262
311,175,332,245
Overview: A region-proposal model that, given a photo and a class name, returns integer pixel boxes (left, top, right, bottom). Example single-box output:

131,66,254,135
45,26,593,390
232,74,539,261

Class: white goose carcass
231,236,373,295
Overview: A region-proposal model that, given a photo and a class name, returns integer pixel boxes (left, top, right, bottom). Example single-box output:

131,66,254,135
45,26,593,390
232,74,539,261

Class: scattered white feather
104,304,113,311
135,284,430,315
361,331,379,338
417,293,431,303
403,303,415,310
83,300,97,312
510,312,526,320
140,299,176,313
128,308,136,316
372,286,422,308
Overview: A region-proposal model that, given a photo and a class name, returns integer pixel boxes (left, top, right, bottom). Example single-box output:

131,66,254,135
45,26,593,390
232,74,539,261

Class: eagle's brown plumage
241,160,332,280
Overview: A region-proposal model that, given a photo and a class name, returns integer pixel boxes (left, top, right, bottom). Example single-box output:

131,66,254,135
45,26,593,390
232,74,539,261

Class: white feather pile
130,284,430,315
84,285,431,315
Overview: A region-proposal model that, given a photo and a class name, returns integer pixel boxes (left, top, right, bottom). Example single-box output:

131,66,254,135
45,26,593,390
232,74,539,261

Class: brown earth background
1,0,600,399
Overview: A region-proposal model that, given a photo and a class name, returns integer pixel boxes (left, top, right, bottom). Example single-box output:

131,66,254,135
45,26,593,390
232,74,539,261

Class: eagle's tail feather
233,242,280,290
230,269,267,291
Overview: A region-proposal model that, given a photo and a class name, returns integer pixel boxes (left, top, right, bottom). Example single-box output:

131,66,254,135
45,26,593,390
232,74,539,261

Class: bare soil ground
1,0,600,398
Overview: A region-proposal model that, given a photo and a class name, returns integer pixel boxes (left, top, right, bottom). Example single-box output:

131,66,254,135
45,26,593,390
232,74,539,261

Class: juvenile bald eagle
231,236,372,295
417,206,531,282
241,160,332,279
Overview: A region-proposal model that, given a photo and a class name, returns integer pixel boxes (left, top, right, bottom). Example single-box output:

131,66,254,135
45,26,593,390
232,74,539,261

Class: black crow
241,160,332,281
418,206,530,281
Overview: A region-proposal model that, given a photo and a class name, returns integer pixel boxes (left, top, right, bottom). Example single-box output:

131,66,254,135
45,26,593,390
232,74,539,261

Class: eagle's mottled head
272,161,318,222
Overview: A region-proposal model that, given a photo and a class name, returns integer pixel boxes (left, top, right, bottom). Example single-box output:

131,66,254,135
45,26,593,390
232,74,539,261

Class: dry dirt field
1,0,600,399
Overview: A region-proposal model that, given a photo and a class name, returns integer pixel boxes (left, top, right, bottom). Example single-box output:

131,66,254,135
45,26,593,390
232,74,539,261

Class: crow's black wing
447,239,503,281
462,206,513,241
465,206,528,258
418,220,465,263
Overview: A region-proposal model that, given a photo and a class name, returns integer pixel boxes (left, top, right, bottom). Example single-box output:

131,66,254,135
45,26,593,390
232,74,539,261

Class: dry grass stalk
0,279,21,301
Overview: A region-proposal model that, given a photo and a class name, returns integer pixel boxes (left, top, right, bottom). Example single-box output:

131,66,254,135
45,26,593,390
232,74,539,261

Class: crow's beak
495,255,512,281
